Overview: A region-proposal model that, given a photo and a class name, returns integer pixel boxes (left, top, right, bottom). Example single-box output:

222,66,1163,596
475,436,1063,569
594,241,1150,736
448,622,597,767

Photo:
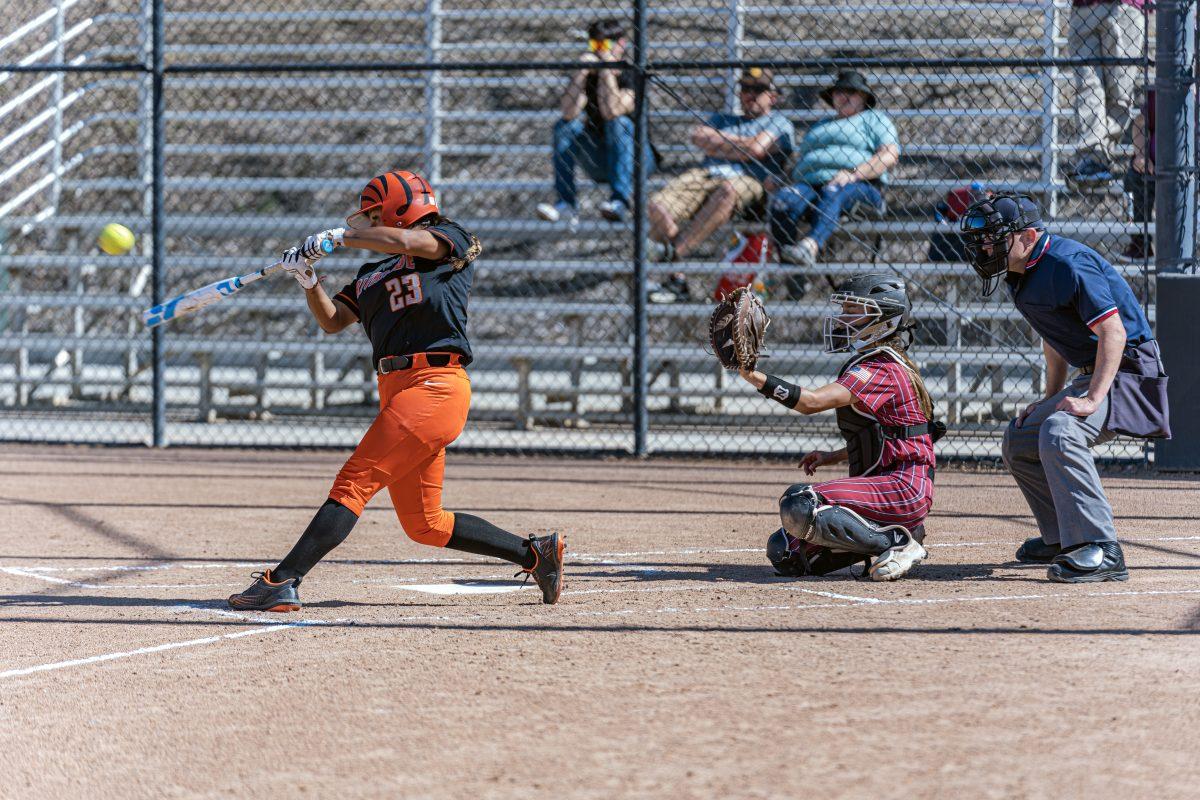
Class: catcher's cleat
868,533,927,582
1015,535,1061,564
227,570,301,612
1047,541,1128,583
518,533,565,604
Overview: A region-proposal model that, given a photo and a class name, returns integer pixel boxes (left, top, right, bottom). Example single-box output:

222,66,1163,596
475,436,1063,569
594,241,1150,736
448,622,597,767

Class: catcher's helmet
346,170,439,230
822,273,911,353
958,193,1044,296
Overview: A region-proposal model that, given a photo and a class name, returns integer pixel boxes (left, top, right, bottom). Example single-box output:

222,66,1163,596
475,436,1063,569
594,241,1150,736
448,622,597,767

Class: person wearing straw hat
768,70,900,270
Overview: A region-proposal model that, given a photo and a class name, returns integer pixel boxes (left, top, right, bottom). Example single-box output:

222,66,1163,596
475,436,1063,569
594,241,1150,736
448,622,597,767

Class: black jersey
584,69,633,139
334,218,481,367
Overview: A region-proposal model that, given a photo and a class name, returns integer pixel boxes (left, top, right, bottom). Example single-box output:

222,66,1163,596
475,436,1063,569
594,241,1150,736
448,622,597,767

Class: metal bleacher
0,1,1153,456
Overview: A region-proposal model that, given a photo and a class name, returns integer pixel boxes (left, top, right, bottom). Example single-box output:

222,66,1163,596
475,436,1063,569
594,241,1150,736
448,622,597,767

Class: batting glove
280,247,319,290
298,227,346,261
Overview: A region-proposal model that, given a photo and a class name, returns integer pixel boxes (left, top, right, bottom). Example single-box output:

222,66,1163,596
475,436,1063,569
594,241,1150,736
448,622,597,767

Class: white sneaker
868,534,927,581
536,201,576,224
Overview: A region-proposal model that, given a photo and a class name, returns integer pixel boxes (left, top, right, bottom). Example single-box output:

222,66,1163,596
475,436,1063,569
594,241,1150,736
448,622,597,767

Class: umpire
960,193,1170,583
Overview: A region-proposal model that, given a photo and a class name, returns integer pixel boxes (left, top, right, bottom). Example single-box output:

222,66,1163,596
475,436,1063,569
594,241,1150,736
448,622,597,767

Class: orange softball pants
328,358,471,547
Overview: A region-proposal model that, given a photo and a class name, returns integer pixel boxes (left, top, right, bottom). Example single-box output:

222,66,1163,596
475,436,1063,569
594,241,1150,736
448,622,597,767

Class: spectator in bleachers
646,68,794,262
536,19,651,226
768,71,900,268
1067,0,1150,184
1122,88,1154,260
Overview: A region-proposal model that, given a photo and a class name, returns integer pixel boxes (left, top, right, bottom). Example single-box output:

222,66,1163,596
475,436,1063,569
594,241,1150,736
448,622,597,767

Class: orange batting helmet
346,170,439,230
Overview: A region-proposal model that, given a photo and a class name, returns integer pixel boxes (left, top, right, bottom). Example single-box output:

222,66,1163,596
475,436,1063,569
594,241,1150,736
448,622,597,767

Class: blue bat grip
321,238,335,254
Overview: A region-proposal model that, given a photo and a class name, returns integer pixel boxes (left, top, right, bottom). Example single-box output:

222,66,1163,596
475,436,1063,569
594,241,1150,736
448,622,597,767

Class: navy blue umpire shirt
1005,232,1153,369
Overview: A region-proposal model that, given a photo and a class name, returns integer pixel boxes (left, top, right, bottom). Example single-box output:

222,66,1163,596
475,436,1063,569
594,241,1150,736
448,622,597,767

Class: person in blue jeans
769,71,900,269
536,19,654,225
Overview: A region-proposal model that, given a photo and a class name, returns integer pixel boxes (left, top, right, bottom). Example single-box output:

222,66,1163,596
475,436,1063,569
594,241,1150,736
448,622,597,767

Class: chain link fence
0,0,1185,457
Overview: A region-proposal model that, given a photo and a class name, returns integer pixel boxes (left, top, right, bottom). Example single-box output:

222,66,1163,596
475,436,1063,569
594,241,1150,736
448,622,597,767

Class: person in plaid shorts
738,274,942,581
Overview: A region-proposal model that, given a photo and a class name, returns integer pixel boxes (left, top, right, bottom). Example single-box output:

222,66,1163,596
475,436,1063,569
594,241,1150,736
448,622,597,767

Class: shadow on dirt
2,609,1198,637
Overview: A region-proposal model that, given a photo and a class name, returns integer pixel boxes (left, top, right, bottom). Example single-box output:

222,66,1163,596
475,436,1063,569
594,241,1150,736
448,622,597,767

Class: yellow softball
98,223,135,255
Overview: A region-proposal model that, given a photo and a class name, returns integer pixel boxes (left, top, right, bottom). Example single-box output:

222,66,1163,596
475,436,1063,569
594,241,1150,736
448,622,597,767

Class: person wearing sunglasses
768,70,900,270
959,193,1169,583
226,170,566,612
537,19,653,226
647,67,794,262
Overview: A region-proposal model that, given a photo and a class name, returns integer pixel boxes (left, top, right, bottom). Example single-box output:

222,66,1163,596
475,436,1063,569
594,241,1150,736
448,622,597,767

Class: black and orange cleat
519,533,565,605
227,570,301,612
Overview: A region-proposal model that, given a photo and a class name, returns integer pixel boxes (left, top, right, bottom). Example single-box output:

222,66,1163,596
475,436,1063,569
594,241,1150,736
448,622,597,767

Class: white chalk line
0,566,235,590
4,556,467,574
199,585,1200,628
793,588,880,603
0,618,321,680
3,548,759,575
8,535,1198,577
4,535,1197,595
562,585,872,601
6,583,1200,683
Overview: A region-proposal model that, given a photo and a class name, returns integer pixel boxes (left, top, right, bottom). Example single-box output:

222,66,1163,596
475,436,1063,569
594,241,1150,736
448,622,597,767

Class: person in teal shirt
769,71,901,268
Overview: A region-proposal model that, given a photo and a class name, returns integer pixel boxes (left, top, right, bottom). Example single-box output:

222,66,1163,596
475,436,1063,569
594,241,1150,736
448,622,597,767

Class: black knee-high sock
446,513,534,568
273,499,359,584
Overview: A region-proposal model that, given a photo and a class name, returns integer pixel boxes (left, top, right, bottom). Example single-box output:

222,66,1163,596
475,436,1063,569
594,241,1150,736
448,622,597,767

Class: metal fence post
1154,0,1199,469
1155,0,1198,275
423,0,442,181
631,0,649,456
1039,0,1059,217
48,0,66,228
150,0,166,446
130,0,155,402
724,0,743,114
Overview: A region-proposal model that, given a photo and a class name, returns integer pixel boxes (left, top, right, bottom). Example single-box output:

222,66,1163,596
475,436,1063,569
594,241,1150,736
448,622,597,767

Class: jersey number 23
385,274,423,311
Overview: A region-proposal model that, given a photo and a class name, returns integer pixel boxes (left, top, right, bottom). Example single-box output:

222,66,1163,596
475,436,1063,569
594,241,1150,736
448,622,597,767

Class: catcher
227,170,564,611
710,275,941,580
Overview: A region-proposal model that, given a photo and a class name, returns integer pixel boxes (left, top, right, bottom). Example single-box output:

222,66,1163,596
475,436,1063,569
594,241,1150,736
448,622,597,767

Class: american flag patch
847,365,873,381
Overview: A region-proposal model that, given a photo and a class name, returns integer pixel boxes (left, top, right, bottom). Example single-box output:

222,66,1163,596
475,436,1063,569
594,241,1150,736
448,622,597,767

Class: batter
228,170,565,610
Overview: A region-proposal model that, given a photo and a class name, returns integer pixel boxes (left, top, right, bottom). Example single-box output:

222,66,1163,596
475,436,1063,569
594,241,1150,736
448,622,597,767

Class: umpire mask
959,194,1044,296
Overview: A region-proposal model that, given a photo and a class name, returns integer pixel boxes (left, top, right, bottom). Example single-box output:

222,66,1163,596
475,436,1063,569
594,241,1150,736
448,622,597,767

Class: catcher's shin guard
766,527,869,577
812,506,911,555
779,483,909,556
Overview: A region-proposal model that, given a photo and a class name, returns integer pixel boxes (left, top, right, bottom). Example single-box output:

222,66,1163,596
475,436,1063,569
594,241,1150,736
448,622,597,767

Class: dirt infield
1,445,1197,799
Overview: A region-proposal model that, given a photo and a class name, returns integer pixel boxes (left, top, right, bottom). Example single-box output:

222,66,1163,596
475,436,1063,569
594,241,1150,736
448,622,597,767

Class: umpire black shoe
228,570,301,612
1047,541,1129,583
1016,536,1061,564
519,533,565,604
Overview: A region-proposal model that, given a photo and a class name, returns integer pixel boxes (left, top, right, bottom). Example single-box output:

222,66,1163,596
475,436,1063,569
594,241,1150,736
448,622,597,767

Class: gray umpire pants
1001,374,1118,548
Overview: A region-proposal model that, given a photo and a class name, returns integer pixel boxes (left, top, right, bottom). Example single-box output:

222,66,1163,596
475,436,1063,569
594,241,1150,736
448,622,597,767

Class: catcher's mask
822,273,910,354
959,193,1044,296
346,170,439,231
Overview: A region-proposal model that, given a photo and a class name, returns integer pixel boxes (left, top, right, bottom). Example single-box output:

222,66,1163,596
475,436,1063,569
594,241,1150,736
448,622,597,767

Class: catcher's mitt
709,287,770,371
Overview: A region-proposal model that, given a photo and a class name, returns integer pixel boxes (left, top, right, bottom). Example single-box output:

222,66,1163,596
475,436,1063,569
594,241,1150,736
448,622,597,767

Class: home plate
399,581,535,595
